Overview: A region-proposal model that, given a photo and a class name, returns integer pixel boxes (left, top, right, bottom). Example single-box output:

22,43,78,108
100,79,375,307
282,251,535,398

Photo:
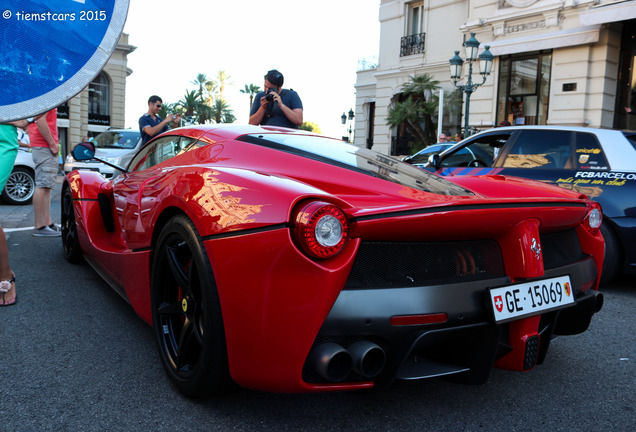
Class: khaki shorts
32,147,58,189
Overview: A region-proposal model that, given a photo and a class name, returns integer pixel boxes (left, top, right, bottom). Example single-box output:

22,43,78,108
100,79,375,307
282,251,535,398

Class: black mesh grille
345,240,505,289
540,229,584,270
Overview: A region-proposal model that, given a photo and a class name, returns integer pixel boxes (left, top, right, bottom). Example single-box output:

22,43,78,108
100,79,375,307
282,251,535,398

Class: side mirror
427,153,441,169
72,141,96,161
70,141,128,174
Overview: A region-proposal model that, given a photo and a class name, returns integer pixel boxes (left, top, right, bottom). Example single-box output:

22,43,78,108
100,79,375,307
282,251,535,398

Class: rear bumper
304,255,601,387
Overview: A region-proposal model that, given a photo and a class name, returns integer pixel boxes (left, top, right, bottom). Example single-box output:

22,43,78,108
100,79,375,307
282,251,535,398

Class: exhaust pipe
309,343,352,382
349,341,386,378
592,290,604,313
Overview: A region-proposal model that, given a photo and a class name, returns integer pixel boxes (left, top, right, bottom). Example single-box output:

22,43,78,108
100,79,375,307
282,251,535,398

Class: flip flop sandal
0,274,16,307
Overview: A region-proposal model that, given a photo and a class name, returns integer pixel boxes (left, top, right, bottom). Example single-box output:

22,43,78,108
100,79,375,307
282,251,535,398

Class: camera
265,88,277,103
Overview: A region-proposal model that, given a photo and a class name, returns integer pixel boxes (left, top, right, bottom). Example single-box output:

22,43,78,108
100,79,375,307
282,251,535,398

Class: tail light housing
291,201,348,259
584,202,603,234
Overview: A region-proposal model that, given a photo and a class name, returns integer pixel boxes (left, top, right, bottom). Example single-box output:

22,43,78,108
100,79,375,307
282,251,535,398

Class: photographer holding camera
249,70,303,129
139,95,182,145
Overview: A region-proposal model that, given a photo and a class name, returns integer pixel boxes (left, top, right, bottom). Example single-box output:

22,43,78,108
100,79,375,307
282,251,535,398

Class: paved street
0,178,634,431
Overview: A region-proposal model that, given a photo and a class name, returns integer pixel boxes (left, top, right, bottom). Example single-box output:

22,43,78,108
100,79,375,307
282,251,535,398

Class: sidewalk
0,174,63,230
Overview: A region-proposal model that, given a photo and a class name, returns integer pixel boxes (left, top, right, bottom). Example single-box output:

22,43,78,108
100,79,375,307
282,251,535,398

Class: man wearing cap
249,69,303,129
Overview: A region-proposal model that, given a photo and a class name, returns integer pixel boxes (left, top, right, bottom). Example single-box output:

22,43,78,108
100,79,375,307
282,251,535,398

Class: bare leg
33,187,53,229
0,225,16,306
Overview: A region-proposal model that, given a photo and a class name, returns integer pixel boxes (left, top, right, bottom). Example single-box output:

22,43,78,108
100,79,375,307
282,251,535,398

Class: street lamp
341,108,354,142
449,33,493,137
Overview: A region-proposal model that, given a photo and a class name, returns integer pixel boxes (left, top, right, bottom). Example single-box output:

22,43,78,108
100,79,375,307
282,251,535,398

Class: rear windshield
92,131,140,149
239,133,473,196
623,132,636,151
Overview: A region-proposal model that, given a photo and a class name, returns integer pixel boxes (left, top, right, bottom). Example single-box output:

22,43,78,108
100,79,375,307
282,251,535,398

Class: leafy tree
192,73,212,96
177,90,212,124
192,73,219,106
240,83,261,112
184,71,237,124
215,70,233,101
210,98,235,124
300,122,321,133
158,102,177,120
204,81,218,105
386,74,441,149
386,97,427,145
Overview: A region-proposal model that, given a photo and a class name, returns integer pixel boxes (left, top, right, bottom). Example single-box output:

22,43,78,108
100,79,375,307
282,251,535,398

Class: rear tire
600,222,622,285
151,215,231,398
61,187,84,264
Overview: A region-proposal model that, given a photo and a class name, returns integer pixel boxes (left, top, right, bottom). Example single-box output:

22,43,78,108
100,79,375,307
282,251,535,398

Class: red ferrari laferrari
62,125,604,397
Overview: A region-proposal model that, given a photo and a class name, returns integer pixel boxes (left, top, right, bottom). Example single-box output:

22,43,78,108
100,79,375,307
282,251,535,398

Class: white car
2,148,36,205
64,129,142,178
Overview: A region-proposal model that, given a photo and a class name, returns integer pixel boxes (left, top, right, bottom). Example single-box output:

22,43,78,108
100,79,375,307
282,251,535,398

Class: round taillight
584,202,603,234
292,201,348,259
588,207,602,230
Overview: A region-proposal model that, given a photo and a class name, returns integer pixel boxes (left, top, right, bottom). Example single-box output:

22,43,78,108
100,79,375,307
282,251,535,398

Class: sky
123,0,381,139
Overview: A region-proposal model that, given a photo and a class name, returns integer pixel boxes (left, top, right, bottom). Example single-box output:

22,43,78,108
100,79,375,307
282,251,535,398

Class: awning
579,1,636,26
484,25,601,56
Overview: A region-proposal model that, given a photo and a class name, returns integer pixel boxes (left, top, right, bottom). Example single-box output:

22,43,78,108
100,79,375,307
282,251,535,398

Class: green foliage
210,99,235,124
299,122,321,133
164,72,239,125
386,74,441,149
158,102,177,120
240,84,261,113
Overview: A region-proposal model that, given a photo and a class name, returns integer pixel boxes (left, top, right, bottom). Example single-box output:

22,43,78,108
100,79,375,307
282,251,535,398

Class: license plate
489,275,575,323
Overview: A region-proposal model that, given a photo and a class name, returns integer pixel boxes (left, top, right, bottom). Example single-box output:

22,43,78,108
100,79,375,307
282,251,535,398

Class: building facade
355,0,636,156
55,33,135,158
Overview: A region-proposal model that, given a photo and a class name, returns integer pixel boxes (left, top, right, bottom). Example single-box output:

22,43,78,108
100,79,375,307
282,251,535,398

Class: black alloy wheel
151,215,230,398
61,186,83,263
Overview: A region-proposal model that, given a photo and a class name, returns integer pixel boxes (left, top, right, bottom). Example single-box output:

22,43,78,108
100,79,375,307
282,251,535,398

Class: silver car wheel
2,167,35,205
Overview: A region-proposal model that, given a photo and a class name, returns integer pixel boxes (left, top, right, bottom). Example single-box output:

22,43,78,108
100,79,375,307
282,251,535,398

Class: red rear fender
66,171,112,200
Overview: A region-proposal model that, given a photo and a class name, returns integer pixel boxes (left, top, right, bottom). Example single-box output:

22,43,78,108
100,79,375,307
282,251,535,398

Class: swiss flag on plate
494,295,504,312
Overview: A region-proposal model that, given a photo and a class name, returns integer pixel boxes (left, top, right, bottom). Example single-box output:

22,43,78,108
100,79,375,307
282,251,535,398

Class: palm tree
177,90,200,117
177,90,212,124
386,96,427,145
191,73,211,97
400,74,440,103
400,74,440,144
240,83,261,112
215,70,233,101
210,99,235,124
196,103,213,125
386,74,441,149
204,81,218,105
222,110,237,124
158,102,177,120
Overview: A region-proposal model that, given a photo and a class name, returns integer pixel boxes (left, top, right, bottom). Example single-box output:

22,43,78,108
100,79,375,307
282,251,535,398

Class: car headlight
103,157,121,165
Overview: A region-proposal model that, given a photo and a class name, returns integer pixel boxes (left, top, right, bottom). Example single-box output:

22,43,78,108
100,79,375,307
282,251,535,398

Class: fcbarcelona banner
0,0,129,121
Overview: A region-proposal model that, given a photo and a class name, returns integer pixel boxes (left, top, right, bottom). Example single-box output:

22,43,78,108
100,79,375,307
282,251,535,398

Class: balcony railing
400,33,426,57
